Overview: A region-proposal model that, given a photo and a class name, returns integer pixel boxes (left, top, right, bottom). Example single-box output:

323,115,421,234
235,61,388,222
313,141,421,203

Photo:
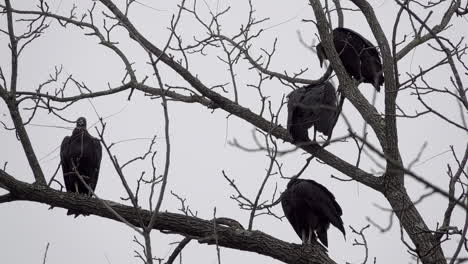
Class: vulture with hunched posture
287,81,338,143
60,117,102,217
281,178,345,247
316,27,384,91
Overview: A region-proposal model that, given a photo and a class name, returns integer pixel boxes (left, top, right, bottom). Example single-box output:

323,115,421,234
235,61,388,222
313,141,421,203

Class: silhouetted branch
0,193,13,203
0,168,336,264
165,237,191,264
396,0,461,60
42,242,50,264
449,197,468,264
350,131,465,208
96,121,146,232
437,144,468,240
349,225,372,264
2,1,466,264
213,208,222,264
213,34,332,85
97,0,382,192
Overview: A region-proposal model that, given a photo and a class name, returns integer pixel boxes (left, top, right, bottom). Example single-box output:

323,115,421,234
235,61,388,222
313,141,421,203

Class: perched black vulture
287,82,338,143
281,178,345,247
316,27,384,91
60,117,102,217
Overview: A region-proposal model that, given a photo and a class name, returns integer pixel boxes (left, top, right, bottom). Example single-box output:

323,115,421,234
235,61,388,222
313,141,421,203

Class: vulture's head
286,178,301,189
76,117,87,129
316,43,326,68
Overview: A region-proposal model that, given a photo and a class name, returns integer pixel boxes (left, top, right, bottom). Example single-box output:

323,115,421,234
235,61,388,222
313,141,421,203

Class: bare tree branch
0,169,336,264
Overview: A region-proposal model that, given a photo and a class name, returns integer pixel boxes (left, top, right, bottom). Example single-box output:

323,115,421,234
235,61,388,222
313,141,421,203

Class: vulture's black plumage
287,82,337,143
60,117,102,217
281,179,345,247
316,27,384,91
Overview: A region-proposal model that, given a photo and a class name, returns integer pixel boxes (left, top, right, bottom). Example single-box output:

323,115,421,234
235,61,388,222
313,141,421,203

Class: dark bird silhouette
287,82,338,143
316,27,384,91
60,117,102,217
281,178,345,247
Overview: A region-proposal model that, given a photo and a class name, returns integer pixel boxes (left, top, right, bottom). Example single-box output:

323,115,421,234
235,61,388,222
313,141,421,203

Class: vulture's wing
281,188,303,239
322,82,337,107
299,180,345,236
287,88,314,141
60,136,70,165
315,83,338,136
94,138,102,169
335,27,380,59
305,180,343,216
89,137,102,191
60,136,74,192
301,87,324,117
287,88,306,131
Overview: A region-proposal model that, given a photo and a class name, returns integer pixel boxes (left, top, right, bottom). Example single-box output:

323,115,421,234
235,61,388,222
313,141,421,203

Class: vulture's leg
313,127,317,143
73,181,80,218
357,54,364,83
373,72,383,92
307,227,314,244
301,229,307,245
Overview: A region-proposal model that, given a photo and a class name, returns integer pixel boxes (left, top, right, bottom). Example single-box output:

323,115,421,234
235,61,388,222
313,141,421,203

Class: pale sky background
0,0,467,264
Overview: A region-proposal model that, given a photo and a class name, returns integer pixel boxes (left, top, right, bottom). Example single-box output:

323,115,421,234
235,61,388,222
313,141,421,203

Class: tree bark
384,181,446,264
0,169,336,264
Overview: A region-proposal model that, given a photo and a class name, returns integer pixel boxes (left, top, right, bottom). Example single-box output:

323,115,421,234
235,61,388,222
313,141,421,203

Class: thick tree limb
348,0,402,177
0,89,46,185
0,169,336,264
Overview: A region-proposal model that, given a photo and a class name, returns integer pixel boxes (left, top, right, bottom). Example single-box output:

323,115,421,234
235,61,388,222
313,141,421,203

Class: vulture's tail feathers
67,209,89,218
67,209,80,217
317,228,329,247
336,219,346,239
327,212,346,239
374,71,384,92
289,127,310,143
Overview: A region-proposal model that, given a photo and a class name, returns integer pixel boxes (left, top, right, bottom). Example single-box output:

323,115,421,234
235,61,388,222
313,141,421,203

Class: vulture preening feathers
316,27,384,91
287,82,338,143
281,178,345,247
60,117,102,217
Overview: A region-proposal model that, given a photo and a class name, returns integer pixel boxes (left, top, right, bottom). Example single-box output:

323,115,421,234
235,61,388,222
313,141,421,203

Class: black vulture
287,81,338,143
60,117,102,217
281,178,345,247
316,27,384,91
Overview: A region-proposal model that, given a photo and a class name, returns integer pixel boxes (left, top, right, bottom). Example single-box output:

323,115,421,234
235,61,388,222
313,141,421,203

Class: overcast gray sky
0,0,467,263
